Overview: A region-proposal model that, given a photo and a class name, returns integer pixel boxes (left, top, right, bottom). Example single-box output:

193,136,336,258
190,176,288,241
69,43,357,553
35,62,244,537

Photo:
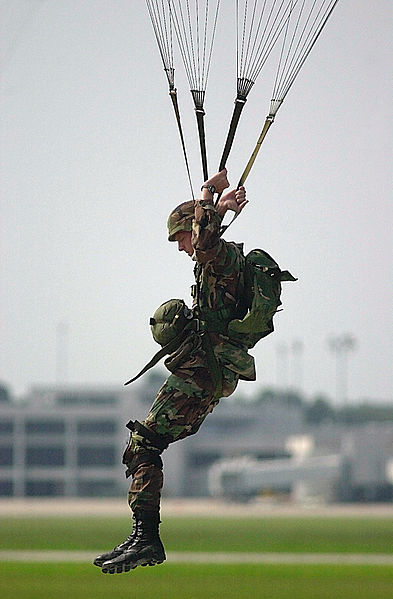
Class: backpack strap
200,331,222,400
219,212,240,237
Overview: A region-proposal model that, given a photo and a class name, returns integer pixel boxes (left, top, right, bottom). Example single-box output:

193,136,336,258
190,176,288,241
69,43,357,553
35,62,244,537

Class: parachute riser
169,89,195,199
214,92,248,209
218,96,247,173
218,112,275,238
189,89,209,181
213,96,247,208
195,107,209,181
218,77,254,173
238,112,276,188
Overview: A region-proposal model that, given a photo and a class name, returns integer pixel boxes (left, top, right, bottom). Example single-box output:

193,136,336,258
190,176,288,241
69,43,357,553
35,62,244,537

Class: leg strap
124,450,163,478
126,420,171,452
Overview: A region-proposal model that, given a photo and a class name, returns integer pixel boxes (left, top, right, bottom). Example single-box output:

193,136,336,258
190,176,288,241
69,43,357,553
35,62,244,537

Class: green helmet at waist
150,298,193,347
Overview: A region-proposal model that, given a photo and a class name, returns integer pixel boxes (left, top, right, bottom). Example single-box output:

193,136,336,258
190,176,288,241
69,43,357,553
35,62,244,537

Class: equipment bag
228,248,297,349
150,298,193,346
124,299,194,386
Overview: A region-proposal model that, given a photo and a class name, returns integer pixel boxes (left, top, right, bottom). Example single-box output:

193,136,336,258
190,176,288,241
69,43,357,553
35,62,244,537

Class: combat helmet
167,200,194,241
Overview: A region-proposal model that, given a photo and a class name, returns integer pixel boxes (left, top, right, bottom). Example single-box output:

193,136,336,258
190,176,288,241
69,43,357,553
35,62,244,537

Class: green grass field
1,563,393,599
1,515,393,553
1,515,393,599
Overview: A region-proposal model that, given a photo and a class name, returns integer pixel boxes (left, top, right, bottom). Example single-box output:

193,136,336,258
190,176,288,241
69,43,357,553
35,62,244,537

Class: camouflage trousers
124,337,239,514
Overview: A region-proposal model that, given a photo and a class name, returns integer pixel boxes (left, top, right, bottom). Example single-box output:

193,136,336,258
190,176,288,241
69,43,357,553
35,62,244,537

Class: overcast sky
1,0,392,404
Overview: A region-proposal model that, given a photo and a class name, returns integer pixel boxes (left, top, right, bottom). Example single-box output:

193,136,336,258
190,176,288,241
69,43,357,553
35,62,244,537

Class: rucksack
124,249,296,386
124,298,194,386
227,248,297,349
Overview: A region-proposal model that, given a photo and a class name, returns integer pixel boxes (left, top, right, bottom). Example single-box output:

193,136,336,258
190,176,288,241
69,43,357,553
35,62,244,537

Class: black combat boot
101,511,166,574
93,516,138,568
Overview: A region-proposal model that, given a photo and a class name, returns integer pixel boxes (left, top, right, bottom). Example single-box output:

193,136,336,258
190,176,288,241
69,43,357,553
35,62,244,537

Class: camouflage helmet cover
167,200,195,241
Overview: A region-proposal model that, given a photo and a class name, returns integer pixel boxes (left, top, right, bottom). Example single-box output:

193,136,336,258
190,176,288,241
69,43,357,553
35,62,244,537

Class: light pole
328,334,357,406
291,340,304,392
276,340,304,392
276,343,289,390
56,321,69,386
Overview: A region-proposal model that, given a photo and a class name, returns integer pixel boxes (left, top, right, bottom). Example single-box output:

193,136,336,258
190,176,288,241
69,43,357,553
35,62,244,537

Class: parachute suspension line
146,0,175,89
146,0,194,198
195,0,208,180
243,0,296,86
234,1,294,187
276,0,318,102
270,0,295,112
169,0,221,181
238,0,341,188
271,0,340,107
218,0,298,178
217,0,247,171
169,0,208,180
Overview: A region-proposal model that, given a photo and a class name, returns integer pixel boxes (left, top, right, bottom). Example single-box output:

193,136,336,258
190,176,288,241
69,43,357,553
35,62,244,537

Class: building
0,386,130,497
208,423,393,503
0,383,303,498
1,382,392,502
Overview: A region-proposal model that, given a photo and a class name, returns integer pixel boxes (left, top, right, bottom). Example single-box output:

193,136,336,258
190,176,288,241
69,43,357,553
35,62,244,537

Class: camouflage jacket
190,199,256,381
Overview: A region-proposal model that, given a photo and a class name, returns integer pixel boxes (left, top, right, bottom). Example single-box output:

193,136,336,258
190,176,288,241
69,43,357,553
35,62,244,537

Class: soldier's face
174,231,193,257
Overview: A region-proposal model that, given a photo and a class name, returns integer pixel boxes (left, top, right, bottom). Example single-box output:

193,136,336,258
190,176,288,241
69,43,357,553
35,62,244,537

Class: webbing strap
124,452,163,479
198,306,233,321
218,97,247,172
201,332,222,400
195,107,208,181
124,326,190,386
219,212,239,237
237,114,275,188
124,321,224,397
126,420,170,452
214,97,248,211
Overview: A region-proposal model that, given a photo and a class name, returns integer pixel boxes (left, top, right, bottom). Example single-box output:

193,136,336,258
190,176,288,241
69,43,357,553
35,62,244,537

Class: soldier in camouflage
94,169,252,574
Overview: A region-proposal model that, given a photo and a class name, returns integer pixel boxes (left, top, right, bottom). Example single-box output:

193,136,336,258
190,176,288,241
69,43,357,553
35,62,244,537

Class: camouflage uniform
123,197,255,514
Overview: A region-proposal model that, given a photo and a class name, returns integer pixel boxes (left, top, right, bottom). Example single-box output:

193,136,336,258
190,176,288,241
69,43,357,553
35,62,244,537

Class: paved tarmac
1,498,393,518
1,550,393,565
